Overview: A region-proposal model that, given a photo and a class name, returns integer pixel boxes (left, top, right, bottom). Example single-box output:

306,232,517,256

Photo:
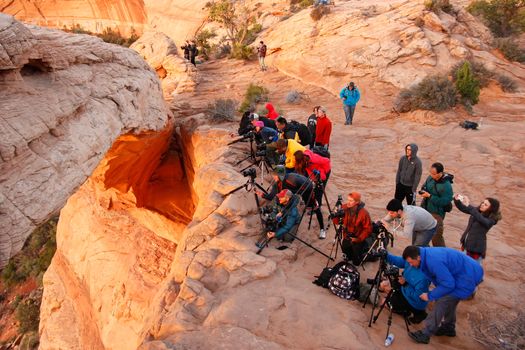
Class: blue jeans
412,225,437,246
343,104,356,124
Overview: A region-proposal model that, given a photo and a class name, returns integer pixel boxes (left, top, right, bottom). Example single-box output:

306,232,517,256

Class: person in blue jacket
339,81,360,125
266,190,301,242
403,246,484,344
380,252,430,324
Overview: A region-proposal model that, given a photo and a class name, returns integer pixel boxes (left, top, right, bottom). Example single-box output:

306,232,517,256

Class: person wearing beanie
395,143,423,205
383,199,437,246
334,192,373,264
251,113,277,130
254,120,278,144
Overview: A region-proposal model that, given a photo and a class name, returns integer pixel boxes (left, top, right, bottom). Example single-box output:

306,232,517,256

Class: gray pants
423,294,460,336
412,225,437,246
258,56,266,70
343,105,356,124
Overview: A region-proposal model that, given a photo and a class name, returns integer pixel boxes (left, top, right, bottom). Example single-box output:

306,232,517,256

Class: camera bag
328,262,361,300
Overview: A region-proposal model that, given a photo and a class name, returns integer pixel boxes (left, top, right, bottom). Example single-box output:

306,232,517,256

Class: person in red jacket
294,150,331,182
336,192,372,265
265,103,279,120
315,106,332,148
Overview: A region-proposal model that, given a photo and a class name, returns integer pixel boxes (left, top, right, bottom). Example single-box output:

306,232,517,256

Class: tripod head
228,130,255,145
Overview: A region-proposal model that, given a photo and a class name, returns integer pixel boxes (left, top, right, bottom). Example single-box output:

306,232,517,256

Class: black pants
395,182,415,205
341,239,366,265
190,55,196,66
389,289,427,318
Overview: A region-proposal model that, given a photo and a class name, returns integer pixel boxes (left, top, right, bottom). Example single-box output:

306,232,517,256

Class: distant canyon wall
0,14,169,266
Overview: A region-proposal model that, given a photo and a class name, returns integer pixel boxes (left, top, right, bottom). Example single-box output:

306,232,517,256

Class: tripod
323,195,345,267
372,280,411,340
225,174,268,226
359,224,394,271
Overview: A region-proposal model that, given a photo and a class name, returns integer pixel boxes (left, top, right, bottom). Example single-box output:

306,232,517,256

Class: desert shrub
63,25,138,47
0,217,57,288
425,0,453,14
239,83,269,112
450,59,492,87
495,74,518,92
195,29,217,60
243,23,263,46
456,61,480,105
394,74,457,112
286,90,302,104
494,38,525,62
230,43,255,60
290,0,315,12
19,331,39,350
310,4,331,21
468,0,525,37
207,99,238,122
15,297,40,333
213,43,232,59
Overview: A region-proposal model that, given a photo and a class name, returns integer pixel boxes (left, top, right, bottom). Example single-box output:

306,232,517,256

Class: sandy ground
175,58,525,349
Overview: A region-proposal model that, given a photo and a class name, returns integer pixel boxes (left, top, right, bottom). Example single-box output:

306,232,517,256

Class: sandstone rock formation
131,31,197,99
0,14,168,266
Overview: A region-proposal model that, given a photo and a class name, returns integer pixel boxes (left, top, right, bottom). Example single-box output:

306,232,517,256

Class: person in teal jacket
403,246,483,344
382,252,430,323
420,162,453,247
339,82,360,125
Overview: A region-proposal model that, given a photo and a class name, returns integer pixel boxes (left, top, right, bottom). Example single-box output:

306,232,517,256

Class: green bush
394,74,457,112
239,83,269,112
15,298,40,333
468,0,525,37
207,99,238,122
494,38,525,62
230,44,255,60
456,61,480,105
310,4,331,21
290,0,315,12
450,60,492,87
62,25,138,47
425,0,454,14
195,29,217,60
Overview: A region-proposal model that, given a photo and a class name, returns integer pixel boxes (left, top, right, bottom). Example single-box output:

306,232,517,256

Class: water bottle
384,333,395,347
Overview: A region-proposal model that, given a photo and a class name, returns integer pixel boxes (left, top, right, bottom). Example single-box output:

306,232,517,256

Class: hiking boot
409,330,430,344
434,327,456,337
319,229,327,239
409,311,428,324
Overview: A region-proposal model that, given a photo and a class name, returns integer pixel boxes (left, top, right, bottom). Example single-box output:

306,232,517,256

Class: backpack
328,262,361,300
438,173,454,212
312,145,331,159
289,120,312,146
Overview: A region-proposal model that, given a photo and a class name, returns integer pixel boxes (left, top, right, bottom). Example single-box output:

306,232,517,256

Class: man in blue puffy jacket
339,81,360,125
403,246,484,344
380,252,430,324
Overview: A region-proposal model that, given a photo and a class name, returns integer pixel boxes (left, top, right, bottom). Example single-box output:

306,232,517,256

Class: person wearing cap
314,106,332,148
383,199,437,247
275,138,305,171
339,81,361,125
258,165,314,206
266,189,301,242
251,112,277,130
254,121,278,144
334,192,373,264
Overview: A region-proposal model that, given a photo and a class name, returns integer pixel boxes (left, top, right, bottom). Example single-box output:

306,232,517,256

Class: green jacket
421,175,453,218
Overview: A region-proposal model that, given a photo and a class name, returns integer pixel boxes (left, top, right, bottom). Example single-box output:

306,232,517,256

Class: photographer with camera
275,138,305,172
253,121,278,144
403,245,484,344
265,189,301,242
275,117,311,147
420,162,454,247
331,192,372,265
378,252,430,324
454,194,501,264
383,199,437,247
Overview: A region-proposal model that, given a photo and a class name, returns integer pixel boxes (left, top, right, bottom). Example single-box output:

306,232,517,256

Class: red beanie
349,192,361,202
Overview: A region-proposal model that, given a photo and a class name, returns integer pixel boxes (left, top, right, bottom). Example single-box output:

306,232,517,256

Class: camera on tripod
328,209,345,220
242,168,256,178
256,143,267,151
255,150,267,157
260,206,279,231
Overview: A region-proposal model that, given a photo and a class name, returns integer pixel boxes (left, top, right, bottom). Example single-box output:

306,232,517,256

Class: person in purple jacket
402,246,483,344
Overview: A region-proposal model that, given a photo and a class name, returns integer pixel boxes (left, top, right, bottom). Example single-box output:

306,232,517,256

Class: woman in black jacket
454,194,501,263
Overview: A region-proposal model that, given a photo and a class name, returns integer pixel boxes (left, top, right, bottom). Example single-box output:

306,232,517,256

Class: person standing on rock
339,82,360,125
314,106,332,149
306,106,320,148
419,162,453,247
189,40,198,67
395,143,423,205
404,245,484,344
257,41,267,71
181,40,190,61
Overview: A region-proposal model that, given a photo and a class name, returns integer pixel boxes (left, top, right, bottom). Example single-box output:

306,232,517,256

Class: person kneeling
266,190,301,243
379,252,430,324
338,192,372,265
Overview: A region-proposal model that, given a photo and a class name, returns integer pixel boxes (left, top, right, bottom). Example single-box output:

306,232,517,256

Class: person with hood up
265,102,279,120
395,143,423,205
336,192,373,265
454,195,501,263
293,150,331,183
339,81,360,125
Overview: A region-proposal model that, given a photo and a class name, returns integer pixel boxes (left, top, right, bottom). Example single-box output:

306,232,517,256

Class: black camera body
329,209,345,220
260,206,279,232
255,150,266,157
242,168,256,178
384,264,400,278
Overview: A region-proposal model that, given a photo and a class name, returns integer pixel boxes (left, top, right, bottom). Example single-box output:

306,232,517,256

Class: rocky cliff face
0,13,168,266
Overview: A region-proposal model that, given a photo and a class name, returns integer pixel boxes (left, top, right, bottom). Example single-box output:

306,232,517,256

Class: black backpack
328,262,360,300
438,173,454,213
289,120,312,146
312,145,331,159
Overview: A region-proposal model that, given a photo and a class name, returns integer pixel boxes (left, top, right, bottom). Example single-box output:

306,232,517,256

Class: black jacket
264,173,313,205
455,199,497,258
